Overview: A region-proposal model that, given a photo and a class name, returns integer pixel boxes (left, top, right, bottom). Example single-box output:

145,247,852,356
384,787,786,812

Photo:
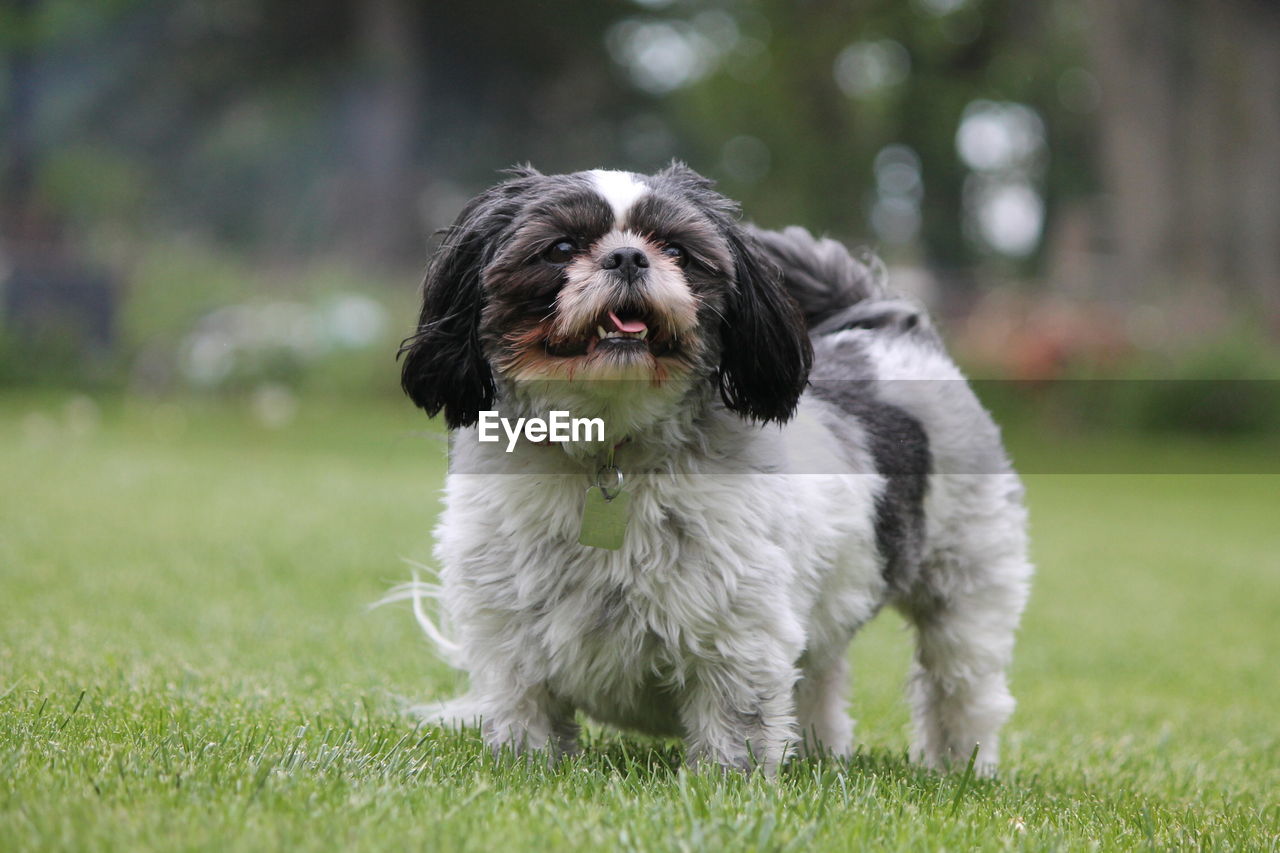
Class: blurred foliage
117,242,412,398
667,0,1092,274
1,0,1093,266
1115,332,1280,437
0,241,413,398
976,326,1280,439
2,0,1276,436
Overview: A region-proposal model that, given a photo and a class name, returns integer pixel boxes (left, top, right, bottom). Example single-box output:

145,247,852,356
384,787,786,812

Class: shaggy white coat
406,329,1030,776
394,168,1032,776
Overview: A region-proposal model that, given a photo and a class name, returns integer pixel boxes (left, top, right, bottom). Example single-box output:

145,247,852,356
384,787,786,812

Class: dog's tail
373,569,488,729
371,566,465,669
748,225,931,337
409,695,487,730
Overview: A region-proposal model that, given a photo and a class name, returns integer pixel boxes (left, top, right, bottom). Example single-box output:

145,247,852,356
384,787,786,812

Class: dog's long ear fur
717,227,813,423
654,162,812,423
399,171,537,428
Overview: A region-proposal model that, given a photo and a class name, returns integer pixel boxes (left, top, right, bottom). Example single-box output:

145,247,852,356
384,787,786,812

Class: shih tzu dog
396,163,1031,776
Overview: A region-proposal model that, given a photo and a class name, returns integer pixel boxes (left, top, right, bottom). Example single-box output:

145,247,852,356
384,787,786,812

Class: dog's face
401,163,811,429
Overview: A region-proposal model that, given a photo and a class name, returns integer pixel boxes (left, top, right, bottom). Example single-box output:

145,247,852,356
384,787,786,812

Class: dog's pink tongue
608,311,647,333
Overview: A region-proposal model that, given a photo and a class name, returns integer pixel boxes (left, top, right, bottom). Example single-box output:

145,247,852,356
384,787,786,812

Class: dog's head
400,163,811,430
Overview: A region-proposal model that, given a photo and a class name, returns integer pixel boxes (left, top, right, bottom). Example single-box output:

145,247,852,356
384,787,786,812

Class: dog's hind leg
900,554,1030,775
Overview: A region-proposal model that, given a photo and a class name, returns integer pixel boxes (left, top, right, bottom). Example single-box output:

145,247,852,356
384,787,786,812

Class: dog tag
579,486,630,550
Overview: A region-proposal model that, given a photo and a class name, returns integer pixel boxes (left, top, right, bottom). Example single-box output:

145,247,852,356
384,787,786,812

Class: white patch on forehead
589,169,649,225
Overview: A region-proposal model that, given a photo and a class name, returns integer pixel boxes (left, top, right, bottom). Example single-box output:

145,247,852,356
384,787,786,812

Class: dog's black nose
601,247,649,272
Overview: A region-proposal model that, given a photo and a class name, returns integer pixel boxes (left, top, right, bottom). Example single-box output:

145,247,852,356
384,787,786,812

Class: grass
1,391,1277,851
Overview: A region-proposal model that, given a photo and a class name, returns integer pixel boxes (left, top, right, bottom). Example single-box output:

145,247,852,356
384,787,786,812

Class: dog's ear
399,175,533,428
656,160,717,193
716,226,813,424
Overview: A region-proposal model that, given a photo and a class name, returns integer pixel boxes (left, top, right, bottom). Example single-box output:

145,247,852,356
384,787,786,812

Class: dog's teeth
595,325,653,342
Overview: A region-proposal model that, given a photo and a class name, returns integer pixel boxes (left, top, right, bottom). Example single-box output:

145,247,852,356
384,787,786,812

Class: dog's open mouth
545,308,680,358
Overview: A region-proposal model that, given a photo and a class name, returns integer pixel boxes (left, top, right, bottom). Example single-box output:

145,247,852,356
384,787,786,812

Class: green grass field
2,392,1277,851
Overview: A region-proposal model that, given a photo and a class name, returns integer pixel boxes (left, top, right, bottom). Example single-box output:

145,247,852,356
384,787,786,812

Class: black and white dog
397,163,1031,776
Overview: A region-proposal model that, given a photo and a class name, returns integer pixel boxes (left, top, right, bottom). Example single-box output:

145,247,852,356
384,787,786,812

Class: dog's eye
544,239,578,265
660,244,688,268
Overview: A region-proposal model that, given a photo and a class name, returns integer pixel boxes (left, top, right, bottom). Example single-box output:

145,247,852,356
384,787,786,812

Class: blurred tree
0,0,644,265
1087,0,1280,322
2,0,120,376
0,0,1273,334
338,0,422,262
644,0,1091,307
1,0,38,244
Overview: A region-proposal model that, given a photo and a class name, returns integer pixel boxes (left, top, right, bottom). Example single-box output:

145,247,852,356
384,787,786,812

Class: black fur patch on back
811,383,931,595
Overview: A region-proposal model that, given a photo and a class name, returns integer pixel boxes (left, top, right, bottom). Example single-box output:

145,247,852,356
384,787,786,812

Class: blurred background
3,7,1277,842
1,0,1278,438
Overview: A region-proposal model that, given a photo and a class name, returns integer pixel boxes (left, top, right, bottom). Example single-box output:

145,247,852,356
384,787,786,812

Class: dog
395,163,1031,776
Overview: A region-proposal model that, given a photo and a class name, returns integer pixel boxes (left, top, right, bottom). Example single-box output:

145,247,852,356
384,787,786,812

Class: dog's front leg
679,651,798,776
474,677,579,761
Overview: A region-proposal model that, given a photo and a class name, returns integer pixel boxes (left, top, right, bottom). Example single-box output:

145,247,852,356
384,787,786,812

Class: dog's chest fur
436,416,886,735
